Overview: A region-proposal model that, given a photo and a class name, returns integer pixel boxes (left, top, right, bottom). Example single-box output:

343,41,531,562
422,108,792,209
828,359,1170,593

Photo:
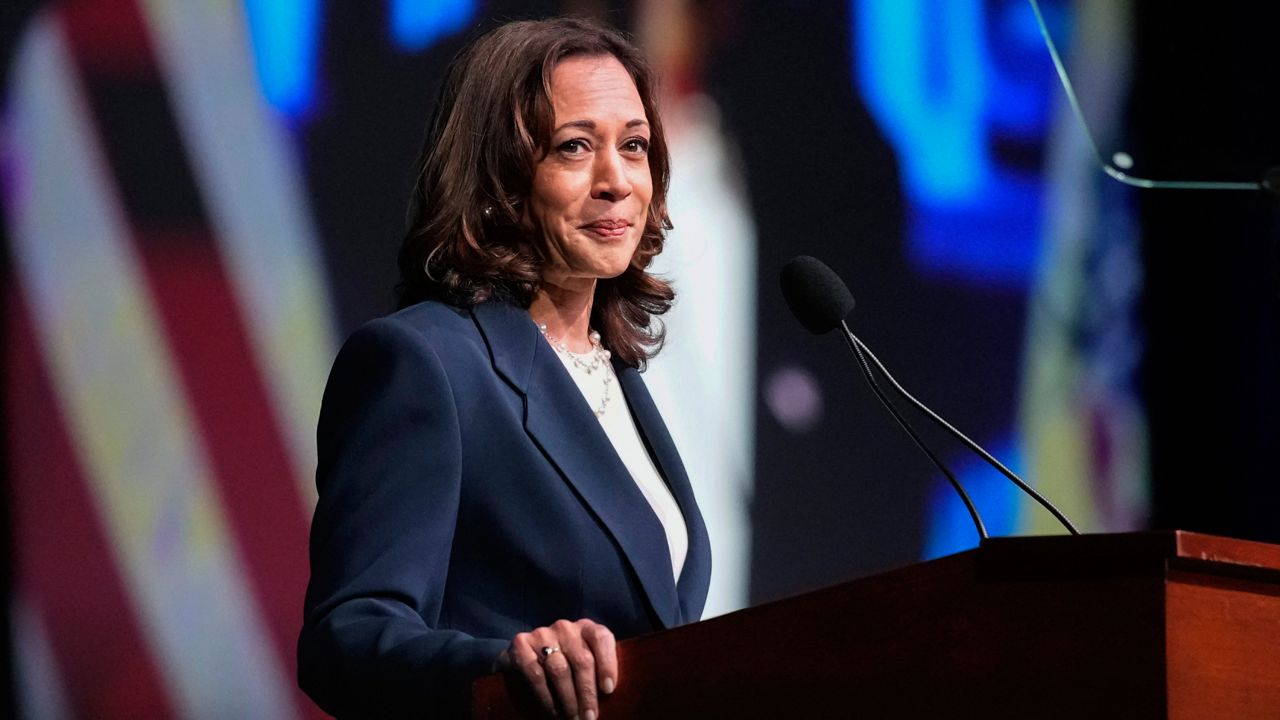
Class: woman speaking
298,17,712,719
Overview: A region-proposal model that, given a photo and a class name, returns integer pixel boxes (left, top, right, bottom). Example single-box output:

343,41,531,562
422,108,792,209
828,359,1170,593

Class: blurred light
244,0,320,118
390,0,477,52
853,0,1070,286
856,0,989,204
243,1,476,119
764,366,823,433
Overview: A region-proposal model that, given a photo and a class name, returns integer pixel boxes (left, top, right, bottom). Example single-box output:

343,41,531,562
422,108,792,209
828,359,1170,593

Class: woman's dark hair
397,17,674,368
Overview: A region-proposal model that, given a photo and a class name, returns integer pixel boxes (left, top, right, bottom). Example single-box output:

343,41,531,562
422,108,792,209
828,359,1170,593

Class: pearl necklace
538,324,614,417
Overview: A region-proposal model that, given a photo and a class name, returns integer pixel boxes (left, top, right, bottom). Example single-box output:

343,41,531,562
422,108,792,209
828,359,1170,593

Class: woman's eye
558,139,589,155
623,138,650,154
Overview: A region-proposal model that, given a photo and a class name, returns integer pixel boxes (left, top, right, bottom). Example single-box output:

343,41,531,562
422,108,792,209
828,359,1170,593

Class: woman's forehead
548,55,646,125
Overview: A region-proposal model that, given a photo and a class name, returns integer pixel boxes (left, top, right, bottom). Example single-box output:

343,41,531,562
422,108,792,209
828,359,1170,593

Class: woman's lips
582,220,630,238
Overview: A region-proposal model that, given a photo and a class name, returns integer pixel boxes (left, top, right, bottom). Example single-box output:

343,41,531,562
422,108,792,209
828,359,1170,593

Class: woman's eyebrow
553,119,596,134
552,118,649,134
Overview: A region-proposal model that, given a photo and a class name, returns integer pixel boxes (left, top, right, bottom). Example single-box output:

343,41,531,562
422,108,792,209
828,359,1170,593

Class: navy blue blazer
298,300,712,717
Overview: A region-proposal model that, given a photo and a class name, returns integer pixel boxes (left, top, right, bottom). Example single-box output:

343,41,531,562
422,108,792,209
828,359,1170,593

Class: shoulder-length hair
397,17,674,369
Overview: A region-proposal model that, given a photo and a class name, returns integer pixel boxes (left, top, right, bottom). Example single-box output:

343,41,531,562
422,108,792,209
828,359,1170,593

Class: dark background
1129,4,1280,543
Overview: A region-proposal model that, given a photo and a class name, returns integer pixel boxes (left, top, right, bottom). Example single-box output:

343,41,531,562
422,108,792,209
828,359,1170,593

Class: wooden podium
471,531,1280,718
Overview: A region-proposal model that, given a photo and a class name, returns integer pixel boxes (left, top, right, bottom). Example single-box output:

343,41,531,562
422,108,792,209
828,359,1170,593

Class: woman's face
528,54,653,292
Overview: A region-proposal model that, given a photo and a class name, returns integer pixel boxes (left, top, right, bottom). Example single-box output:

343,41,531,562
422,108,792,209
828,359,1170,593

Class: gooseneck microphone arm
841,320,1081,536
839,325,990,540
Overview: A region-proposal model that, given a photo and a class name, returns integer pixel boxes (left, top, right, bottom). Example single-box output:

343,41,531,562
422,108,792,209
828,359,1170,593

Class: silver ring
539,646,561,663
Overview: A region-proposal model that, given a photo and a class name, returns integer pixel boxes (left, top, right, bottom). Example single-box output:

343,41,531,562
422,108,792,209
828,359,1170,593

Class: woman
298,17,712,719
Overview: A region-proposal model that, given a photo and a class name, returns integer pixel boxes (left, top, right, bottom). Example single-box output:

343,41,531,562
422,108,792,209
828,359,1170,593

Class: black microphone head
780,255,856,334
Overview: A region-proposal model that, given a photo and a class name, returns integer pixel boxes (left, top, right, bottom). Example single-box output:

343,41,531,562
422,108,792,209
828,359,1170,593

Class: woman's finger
556,621,598,720
534,627,579,718
509,632,556,717
581,621,618,696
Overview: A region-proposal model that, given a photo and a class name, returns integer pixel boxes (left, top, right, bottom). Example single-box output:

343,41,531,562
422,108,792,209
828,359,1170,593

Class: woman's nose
591,149,632,201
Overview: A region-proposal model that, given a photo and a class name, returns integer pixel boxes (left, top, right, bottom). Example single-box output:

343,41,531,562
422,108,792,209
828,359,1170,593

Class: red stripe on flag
59,0,155,76
134,233,321,717
7,287,179,719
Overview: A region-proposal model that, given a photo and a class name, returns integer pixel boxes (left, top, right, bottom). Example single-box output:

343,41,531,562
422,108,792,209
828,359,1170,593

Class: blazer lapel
471,302,683,628
615,365,712,624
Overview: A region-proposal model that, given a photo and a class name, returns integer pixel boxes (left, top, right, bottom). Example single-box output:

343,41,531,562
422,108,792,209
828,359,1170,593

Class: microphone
779,255,1080,537
780,257,855,334
781,256,988,541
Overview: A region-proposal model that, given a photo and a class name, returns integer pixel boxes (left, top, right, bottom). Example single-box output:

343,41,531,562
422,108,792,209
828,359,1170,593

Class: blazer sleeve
298,317,507,718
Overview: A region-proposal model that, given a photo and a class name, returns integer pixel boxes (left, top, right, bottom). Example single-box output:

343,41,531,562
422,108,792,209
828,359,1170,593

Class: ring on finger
538,646,561,664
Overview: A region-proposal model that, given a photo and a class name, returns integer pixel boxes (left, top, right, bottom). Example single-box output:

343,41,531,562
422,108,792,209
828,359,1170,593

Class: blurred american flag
5,1,336,716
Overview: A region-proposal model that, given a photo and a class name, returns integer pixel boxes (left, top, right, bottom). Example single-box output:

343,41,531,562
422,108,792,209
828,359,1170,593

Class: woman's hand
497,619,617,719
